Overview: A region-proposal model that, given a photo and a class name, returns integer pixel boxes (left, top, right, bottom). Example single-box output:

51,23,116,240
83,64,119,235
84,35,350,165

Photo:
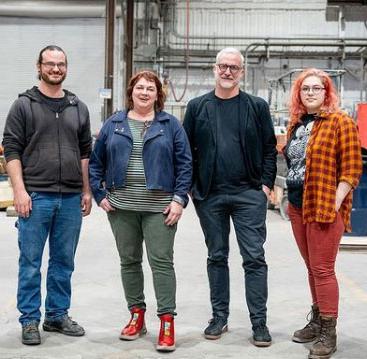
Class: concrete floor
0,203,367,359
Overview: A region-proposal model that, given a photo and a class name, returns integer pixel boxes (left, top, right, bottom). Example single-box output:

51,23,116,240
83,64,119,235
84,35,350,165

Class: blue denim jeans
17,192,82,325
194,188,268,326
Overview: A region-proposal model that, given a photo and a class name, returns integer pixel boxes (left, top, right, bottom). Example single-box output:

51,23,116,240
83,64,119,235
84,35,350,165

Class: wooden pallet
0,177,14,209
6,205,17,217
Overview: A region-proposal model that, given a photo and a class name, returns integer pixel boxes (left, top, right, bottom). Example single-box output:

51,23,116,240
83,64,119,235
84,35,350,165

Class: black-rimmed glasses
41,62,67,71
216,63,242,74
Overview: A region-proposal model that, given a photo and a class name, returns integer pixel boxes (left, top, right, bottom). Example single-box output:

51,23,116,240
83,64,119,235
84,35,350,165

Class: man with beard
183,48,277,347
2,45,92,345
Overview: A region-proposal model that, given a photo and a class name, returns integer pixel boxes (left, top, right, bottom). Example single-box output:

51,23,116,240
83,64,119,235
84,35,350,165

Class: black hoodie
2,86,92,193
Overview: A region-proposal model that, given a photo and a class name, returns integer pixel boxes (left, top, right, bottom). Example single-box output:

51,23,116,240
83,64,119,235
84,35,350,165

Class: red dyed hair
288,68,340,133
126,70,166,112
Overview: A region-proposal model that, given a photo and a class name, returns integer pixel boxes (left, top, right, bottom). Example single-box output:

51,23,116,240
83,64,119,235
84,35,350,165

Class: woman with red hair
284,68,362,359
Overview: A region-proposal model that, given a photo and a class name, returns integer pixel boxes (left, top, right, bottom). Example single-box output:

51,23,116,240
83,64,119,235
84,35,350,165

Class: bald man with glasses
183,47,277,347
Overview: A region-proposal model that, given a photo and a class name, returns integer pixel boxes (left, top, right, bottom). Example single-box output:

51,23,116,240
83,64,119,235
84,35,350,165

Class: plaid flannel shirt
299,111,362,232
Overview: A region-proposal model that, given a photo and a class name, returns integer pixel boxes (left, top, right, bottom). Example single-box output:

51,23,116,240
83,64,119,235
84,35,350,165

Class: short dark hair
37,45,67,80
126,70,166,112
37,45,67,66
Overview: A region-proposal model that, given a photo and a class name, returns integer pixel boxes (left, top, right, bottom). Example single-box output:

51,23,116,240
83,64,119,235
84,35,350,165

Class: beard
40,71,66,85
215,73,241,89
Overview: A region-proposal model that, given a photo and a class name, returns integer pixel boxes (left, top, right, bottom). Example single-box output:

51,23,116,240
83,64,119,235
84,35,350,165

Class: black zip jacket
2,86,92,193
183,90,277,200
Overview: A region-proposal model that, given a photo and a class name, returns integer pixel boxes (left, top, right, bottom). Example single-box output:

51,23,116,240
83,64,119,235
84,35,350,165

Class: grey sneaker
252,321,272,347
43,316,85,337
204,317,228,340
22,322,41,345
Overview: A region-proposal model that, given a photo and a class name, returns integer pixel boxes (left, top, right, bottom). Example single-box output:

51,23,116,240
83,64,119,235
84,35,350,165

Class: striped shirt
107,118,172,212
288,111,362,232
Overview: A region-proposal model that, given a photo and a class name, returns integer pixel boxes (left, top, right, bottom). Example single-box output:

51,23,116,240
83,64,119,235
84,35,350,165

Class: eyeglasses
41,62,67,71
300,86,325,94
216,63,242,74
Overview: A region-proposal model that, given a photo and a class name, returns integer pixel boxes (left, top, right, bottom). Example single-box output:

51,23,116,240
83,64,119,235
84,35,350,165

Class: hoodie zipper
56,111,62,187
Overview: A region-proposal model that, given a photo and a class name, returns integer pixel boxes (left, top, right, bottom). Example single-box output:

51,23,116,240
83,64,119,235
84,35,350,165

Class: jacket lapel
238,91,249,146
206,100,217,141
113,111,133,140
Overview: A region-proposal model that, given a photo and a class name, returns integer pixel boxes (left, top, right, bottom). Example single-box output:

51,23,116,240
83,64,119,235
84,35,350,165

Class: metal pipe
119,0,126,105
169,30,366,43
0,0,124,18
125,0,134,88
159,47,366,60
361,54,365,102
338,6,346,39
144,0,149,40
104,0,116,119
244,40,367,91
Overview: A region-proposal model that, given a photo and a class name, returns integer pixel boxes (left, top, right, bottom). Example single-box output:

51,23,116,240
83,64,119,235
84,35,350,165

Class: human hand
163,201,183,226
81,191,92,216
99,197,115,213
262,185,271,200
14,189,32,218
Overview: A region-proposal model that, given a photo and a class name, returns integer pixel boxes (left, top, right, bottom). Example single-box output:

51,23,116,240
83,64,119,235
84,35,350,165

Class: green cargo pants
108,209,177,315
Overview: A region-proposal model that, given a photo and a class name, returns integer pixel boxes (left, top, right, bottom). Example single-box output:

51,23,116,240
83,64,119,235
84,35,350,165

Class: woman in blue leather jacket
89,70,192,352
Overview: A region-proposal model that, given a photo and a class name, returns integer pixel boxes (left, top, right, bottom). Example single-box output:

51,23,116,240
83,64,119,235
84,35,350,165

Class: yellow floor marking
0,298,16,315
339,272,367,303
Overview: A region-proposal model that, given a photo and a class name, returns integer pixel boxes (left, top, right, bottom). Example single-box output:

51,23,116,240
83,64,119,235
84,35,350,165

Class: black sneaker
204,317,228,340
43,316,85,337
252,321,272,347
22,322,41,345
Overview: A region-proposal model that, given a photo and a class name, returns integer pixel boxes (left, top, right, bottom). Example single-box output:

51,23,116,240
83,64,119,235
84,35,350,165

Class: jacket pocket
23,145,58,182
60,146,82,186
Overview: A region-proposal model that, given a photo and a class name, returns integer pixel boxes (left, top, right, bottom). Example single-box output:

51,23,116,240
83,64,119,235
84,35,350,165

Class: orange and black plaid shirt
295,111,362,232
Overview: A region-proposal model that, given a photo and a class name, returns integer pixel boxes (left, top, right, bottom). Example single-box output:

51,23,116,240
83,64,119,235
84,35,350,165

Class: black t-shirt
286,113,315,208
211,94,250,193
36,88,69,113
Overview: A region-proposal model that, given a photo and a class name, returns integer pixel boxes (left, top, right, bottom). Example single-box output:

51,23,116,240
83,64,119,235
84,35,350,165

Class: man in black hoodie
2,45,92,345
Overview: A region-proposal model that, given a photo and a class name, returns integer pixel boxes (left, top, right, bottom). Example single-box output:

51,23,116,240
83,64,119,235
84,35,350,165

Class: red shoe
156,314,175,352
119,307,147,341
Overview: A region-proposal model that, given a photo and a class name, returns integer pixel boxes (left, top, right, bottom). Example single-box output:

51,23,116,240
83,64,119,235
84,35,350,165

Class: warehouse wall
0,16,124,136
1,0,366,136
170,0,366,49
158,0,367,115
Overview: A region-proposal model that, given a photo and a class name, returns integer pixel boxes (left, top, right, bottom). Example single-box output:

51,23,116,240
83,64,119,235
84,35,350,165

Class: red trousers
288,204,345,318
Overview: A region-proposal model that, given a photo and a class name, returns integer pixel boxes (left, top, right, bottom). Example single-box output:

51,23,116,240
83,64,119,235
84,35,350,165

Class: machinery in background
0,145,14,211
267,126,289,220
346,103,367,236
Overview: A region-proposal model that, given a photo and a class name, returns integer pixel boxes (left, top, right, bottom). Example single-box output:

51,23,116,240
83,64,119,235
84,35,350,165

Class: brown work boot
308,316,337,359
292,305,321,343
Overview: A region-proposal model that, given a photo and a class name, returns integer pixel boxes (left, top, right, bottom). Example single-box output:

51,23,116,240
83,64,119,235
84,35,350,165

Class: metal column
125,0,134,91
104,0,116,119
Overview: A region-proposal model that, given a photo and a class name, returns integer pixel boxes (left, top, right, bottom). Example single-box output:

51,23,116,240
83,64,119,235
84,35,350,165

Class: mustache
221,74,241,85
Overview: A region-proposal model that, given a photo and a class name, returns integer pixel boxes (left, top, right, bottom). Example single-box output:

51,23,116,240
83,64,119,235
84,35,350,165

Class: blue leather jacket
89,110,192,206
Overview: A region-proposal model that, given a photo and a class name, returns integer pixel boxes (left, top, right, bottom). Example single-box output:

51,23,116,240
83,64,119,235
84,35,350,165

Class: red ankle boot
156,314,175,352
119,307,147,341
